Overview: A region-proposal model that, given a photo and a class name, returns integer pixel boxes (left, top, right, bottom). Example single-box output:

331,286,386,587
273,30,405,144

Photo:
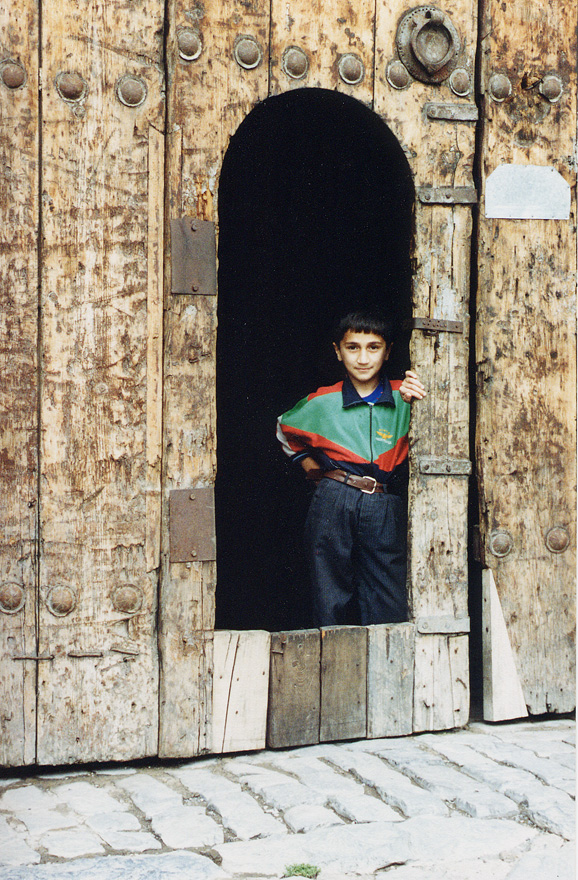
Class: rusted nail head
56,71,86,102
46,585,77,617
539,74,563,103
191,221,198,231
1,61,26,90
339,54,364,86
283,46,309,80
116,75,147,108
189,493,196,500
234,37,262,70
178,28,202,61
0,582,25,614
545,526,569,553
191,550,198,557
488,73,512,102
192,284,199,292
449,68,470,97
386,60,411,90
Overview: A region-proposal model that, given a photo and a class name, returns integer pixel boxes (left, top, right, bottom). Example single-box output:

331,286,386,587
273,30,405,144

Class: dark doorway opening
216,88,414,632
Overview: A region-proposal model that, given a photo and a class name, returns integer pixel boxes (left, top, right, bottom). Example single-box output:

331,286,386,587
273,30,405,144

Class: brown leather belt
323,469,386,495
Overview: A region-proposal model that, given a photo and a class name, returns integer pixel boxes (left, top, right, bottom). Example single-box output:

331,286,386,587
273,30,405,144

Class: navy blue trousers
304,477,408,626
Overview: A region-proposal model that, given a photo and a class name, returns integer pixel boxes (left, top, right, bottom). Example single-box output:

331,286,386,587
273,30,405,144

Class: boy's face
333,330,391,392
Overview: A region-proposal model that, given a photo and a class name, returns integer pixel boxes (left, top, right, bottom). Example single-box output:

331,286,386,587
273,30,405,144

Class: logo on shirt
376,429,393,442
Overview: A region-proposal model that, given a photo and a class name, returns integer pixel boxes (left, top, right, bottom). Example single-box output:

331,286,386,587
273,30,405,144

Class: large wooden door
475,0,576,719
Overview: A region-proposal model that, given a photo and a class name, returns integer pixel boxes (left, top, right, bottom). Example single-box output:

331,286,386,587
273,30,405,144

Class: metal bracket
426,102,478,121
417,186,477,205
418,456,472,477
171,219,217,295
419,457,472,476
406,317,463,334
417,616,470,635
169,488,216,563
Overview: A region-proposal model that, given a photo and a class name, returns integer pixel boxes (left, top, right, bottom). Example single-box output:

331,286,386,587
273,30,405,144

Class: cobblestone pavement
0,719,574,880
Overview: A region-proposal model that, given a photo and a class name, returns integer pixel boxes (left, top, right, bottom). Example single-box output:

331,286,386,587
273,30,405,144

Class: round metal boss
488,530,513,558
1,61,26,90
545,526,569,553
111,584,143,614
396,6,461,84
234,36,262,70
449,67,470,96
178,28,202,61
282,46,309,80
488,72,512,102
386,60,412,90
539,74,563,103
116,75,147,108
0,583,25,614
338,54,364,85
55,71,87,103
46,585,77,617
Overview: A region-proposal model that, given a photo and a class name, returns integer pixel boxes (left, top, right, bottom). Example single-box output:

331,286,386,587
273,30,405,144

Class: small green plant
284,865,320,879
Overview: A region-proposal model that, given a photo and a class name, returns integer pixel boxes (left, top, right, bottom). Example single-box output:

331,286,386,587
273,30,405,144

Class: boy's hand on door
400,370,426,403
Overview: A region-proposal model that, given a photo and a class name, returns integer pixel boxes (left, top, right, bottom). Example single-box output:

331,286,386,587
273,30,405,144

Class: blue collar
342,374,395,408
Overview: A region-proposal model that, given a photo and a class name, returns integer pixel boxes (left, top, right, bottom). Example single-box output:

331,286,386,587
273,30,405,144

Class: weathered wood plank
413,633,469,732
269,0,374,102
267,630,320,748
476,0,576,715
320,626,367,742
0,0,39,767
213,630,271,754
36,0,164,764
375,0,476,733
482,570,528,722
367,624,415,738
160,0,270,757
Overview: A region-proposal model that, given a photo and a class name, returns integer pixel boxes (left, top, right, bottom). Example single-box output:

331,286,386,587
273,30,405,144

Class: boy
276,312,425,626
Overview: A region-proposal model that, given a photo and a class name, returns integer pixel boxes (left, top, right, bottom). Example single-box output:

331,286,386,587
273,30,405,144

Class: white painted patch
485,164,571,220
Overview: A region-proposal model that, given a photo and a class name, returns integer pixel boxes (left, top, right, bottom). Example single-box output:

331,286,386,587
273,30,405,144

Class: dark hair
332,311,393,345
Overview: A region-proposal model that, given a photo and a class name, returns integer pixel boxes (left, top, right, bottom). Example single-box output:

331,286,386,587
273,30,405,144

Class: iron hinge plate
419,457,472,476
417,186,478,205
417,616,470,635
169,488,216,563
171,218,217,295
426,103,478,122
406,317,463,334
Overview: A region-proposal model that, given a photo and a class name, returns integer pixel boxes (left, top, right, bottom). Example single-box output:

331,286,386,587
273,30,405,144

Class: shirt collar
342,374,395,408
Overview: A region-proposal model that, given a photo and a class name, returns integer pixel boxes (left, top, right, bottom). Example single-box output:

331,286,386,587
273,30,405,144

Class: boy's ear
333,342,342,362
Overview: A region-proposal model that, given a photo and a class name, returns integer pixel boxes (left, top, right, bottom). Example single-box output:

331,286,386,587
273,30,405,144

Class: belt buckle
361,476,378,495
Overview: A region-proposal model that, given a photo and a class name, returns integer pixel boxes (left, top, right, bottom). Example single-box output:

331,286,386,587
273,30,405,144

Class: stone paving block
115,774,182,816
325,747,449,817
85,812,142,834
0,816,41,867
0,786,60,813
376,744,518,818
40,829,106,859
216,815,536,875
15,808,79,838
283,804,344,832
0,851,226,880
328,792,403,823
504,836,575,880
270,754,364,798
169,768,285,839
458,735,575,795
419,735,575,839
96,831,162,852
52,781,128,816
374,858,512,879
239,771,327,811
149,805,224,849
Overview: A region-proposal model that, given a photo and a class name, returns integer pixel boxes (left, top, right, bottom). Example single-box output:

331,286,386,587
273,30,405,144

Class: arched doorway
215,88,414,632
